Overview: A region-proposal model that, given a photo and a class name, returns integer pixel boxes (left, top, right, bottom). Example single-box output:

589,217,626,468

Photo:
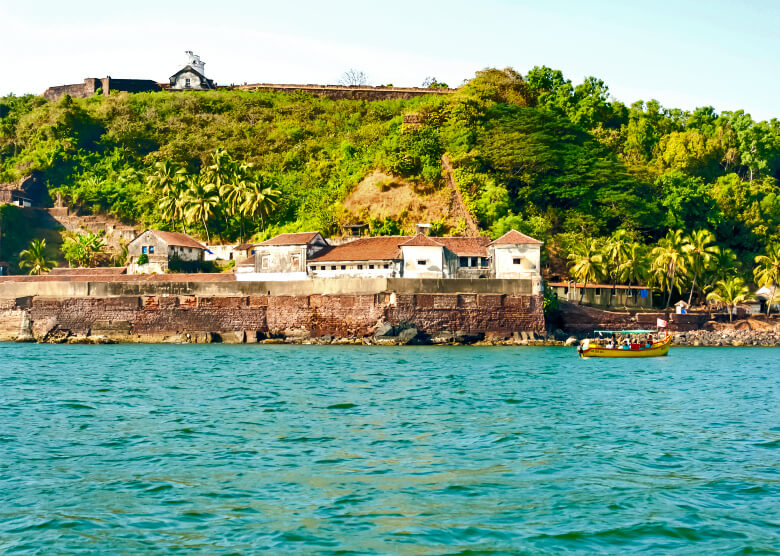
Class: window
149,246,154,254
357,265,363,270
291,254,300,271
185,78,191,88
320,266,326,270
513,258,522,265
481,257,488,267
595,288,601,296
341,265,346,270
331,265,336,270
384,264,389,269
417,260,426,266
459,257,468,267
563,287,569,294
261,256,270,269
369,264,374,269
142,246,147,254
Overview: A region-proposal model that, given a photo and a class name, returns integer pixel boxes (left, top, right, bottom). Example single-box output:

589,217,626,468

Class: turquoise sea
0,344,778,554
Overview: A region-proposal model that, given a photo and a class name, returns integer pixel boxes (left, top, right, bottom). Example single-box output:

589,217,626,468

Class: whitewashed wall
401,245,446,278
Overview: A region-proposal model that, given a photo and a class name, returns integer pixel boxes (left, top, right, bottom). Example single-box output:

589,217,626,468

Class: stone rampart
230,83,453,100
2,292,544,344
0,276,544,344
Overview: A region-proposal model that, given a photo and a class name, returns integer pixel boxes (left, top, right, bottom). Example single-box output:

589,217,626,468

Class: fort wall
0,276,544,343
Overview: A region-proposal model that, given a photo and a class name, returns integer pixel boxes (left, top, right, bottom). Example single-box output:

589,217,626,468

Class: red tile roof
436,236,491,257
399,233,444,247
491,229,543,245
48,267,127,276
150,230,206,249
260,232,322,246
310,236,410,262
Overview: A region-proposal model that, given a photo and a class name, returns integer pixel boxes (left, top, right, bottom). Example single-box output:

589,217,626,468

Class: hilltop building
169,51,215,91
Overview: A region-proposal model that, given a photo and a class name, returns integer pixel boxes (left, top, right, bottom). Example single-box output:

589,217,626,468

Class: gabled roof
436,236,491,257
399,233,444,247
234,242,258,251
310,236,409,263
169,66,215,88
131,230,206,250
490,229,543,245
259,232,323,246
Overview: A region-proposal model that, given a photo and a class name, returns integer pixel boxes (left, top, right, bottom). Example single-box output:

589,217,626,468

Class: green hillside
2,67,780,296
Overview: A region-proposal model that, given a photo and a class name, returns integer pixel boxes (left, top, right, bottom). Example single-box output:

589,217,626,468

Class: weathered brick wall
390,293,544,337
23,292,545,341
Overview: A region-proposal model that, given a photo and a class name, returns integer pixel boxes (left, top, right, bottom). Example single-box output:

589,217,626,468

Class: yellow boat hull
579,335,672,358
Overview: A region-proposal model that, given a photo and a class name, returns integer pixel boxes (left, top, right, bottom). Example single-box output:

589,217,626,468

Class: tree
422,77,448,89
61,231,107,267
603,229,633,288
754,243,780,316
184,176,220,244
651,229,688,307
616,242,649,289
339,69,368,86
18,239,55,275
706,277,752,322
567,240,606,303
683,229,720,305
241,178,280,232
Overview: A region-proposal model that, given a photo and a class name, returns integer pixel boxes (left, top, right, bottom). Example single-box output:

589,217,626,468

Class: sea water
0,343,778,553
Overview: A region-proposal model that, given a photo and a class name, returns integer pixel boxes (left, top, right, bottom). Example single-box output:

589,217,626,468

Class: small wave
327,403,357,409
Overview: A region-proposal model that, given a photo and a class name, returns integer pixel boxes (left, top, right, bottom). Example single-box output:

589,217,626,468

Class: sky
1,0,779,120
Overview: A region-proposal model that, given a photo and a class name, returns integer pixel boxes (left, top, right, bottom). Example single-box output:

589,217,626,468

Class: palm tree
603,229,633,289
683,229,720,306
220,162,252,241
617,242,649,289
706,277,752,322
184,176,220,244
19,239,56,275
651,229,688,308
241,179,280,233
754,244,780,316
567,240,606,304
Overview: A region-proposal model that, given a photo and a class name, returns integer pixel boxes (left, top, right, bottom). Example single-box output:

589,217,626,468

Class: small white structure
675,300,690,314
236,232,328,281
400,234,453,279
489,230,543,280
127,230,206,274
169,51,214,91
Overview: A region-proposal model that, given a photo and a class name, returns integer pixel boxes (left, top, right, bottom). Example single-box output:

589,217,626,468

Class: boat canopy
595,329,657,335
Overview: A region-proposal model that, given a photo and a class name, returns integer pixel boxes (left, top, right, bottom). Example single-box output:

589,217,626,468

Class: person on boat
621,339,631,350
646,333,654,347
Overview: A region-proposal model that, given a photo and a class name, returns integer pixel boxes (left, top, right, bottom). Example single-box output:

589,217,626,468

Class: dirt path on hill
441,154,480,236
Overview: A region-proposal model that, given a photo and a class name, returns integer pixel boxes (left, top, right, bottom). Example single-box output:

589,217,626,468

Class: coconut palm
651,229,688,308
706,276,752,322
184,176,220,244
603,229,633,288
567,240,606,304
220,161,252,240
683,229,720,306
19,239,56,275
616,242,649,289
754,243,780,316
241,179,280,233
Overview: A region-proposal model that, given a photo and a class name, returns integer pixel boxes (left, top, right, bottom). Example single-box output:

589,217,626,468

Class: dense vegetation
1,66,779,301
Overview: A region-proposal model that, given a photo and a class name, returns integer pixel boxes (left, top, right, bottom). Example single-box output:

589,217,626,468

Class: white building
239,229,542,285
169,51,215,91
236,232,328,281
127,230,206,274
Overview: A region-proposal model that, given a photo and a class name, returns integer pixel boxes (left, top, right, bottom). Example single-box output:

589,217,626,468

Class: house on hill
0,172,46,207
169,51,215,91
127,230,206,273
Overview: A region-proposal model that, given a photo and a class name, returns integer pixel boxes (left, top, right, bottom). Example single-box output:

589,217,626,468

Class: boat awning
595,330,657,335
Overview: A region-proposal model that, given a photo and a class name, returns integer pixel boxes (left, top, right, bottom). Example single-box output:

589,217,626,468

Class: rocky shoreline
10,324,780,347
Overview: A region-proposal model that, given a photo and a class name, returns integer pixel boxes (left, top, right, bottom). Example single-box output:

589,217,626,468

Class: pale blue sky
1,0,778,120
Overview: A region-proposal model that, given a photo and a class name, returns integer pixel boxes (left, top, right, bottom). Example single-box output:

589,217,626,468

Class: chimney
416,223,432,236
